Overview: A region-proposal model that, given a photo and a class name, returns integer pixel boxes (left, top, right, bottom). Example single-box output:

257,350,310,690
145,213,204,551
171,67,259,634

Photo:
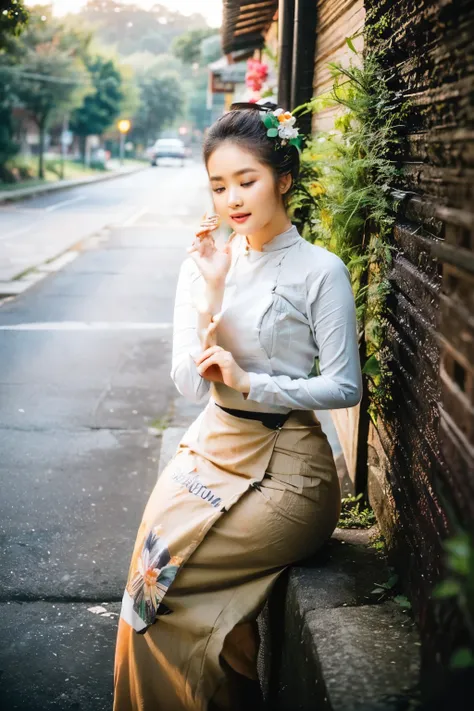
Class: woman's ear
278,173,292,195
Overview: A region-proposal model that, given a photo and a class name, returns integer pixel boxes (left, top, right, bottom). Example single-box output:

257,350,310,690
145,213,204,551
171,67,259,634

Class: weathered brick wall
364,0,474,685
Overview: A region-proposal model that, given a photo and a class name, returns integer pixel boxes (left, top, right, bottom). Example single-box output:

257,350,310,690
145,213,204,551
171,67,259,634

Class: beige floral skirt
113,400,341,711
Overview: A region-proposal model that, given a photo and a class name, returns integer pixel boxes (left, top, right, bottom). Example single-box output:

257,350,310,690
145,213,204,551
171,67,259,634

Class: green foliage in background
433,532,474,669
0,2,217,182
0,0,29,49
70,54,124,162
77,0,209,57
8,10,91,178
132,71,184,147
172,28,218,65
0,0,29,179
289,44,409,423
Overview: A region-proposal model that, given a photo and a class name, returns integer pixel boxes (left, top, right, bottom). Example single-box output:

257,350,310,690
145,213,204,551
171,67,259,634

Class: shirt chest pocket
257,286,310,361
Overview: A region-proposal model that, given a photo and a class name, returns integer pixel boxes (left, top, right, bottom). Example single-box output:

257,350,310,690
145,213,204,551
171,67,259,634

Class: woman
114,103,363,711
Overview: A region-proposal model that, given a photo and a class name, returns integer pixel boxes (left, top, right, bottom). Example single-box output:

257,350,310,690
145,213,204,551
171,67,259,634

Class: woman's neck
246,211,292,251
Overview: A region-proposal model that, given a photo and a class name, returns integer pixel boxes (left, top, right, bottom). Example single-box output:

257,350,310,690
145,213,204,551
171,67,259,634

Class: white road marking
45,195,85,212
121,206,148,227
0,321,172,331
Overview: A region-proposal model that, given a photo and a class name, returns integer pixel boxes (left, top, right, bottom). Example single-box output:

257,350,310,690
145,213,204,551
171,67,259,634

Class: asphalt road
0,164,196,283
0,162,207,710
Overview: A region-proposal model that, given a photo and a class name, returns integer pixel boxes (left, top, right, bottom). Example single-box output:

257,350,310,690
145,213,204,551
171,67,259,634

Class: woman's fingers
196,352,221,375
194,345,224,366
195,213,220,238
195,224,218,238
187,234,216,257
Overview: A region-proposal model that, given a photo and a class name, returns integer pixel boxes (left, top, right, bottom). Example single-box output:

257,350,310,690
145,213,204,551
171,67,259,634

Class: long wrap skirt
113,400,341,711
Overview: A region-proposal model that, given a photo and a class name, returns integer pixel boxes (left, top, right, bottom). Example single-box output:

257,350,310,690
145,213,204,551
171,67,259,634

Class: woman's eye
241,181,255,188
213,187,225,194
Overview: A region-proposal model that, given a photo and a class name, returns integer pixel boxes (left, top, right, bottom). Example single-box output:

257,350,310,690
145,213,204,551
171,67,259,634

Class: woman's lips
230,213,251,224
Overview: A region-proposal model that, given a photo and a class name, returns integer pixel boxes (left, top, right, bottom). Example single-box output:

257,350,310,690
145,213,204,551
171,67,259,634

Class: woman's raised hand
194,345,250,394
187,213,235,287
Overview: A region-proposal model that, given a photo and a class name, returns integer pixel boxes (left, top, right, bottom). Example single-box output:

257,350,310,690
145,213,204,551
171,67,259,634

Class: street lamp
117,119,131,167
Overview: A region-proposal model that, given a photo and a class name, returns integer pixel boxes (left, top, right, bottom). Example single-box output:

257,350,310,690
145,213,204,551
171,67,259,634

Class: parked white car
149,138,186,166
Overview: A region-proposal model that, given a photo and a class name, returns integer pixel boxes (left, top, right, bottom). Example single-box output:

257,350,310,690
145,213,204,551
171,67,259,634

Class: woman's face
206,141,288,235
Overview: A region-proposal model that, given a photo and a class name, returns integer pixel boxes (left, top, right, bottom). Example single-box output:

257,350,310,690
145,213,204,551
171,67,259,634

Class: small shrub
338,493,376,529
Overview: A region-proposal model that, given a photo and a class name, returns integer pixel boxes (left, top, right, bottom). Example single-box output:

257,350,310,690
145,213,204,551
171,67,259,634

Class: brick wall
363,0,474,683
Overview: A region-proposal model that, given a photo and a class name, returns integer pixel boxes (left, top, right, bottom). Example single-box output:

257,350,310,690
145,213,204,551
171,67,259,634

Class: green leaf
444,535,470,576
394,595,412,609
386,574,399,589
362,354,380,377
264,114,278,129
432,579,461,599
346,37,357,54
444,534,470,557
450,648,474,669
289,136,303,150
267,128,278,138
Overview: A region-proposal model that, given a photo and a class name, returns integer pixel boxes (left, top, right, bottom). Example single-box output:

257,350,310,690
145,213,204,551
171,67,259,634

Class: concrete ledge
258,531,420,710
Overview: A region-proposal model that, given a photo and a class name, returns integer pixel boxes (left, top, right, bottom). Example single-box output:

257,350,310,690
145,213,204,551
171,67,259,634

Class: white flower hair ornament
262,108,302,149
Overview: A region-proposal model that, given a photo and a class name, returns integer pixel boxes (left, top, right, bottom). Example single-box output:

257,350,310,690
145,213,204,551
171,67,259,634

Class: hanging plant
289,43,409,423
245,58,269,93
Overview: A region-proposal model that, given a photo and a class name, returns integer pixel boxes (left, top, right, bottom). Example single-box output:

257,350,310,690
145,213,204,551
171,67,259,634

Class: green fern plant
289,44,409,423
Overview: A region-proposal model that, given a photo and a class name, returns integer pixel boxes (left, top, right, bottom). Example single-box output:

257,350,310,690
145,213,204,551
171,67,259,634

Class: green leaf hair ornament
261,108,301,150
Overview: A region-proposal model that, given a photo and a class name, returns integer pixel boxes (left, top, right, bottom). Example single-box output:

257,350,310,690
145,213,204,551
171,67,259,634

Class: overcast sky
25,1,222,27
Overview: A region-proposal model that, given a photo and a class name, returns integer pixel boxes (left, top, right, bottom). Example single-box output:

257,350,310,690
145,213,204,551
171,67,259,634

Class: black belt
215,403,290,430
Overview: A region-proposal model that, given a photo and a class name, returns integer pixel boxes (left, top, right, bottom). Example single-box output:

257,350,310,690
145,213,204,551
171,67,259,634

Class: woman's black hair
202,102,300,196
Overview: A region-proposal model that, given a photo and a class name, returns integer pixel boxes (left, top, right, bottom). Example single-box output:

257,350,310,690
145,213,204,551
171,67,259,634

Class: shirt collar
244,224,301,254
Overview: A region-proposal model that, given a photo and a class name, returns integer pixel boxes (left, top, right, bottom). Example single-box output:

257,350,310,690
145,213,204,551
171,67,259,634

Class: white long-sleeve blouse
170,224,363,414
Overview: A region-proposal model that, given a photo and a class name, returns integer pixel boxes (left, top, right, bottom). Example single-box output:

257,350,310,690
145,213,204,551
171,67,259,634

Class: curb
0,164,149,204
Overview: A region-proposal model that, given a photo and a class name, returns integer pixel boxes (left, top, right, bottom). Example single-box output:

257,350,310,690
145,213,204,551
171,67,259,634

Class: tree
76,1,209,57
70,54,124,162
172,29,218,65
0,0,29,179
132,72,184,147
12,13,90,178
200,35,222,65
186,68,212,133
0,0,28,50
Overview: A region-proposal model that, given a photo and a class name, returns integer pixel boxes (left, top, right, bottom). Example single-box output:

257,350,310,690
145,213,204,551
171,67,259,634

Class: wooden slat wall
364,0,474,683
312,0,365,132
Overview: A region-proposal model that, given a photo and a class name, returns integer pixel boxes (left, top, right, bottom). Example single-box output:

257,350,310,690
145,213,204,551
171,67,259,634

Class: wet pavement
0,162,210,710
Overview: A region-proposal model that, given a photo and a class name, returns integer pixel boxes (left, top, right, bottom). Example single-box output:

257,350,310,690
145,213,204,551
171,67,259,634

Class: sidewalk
0,164,151,299
0,162,147,205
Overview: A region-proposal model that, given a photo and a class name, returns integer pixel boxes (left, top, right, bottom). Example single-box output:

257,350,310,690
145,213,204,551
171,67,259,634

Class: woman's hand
194,345,250,394
187,214,235,287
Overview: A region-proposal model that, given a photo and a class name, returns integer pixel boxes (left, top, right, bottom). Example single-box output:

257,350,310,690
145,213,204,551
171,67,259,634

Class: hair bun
203,105,300,196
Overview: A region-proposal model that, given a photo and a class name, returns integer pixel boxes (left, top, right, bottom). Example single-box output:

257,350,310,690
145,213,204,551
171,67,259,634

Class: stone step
258,529,420,710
